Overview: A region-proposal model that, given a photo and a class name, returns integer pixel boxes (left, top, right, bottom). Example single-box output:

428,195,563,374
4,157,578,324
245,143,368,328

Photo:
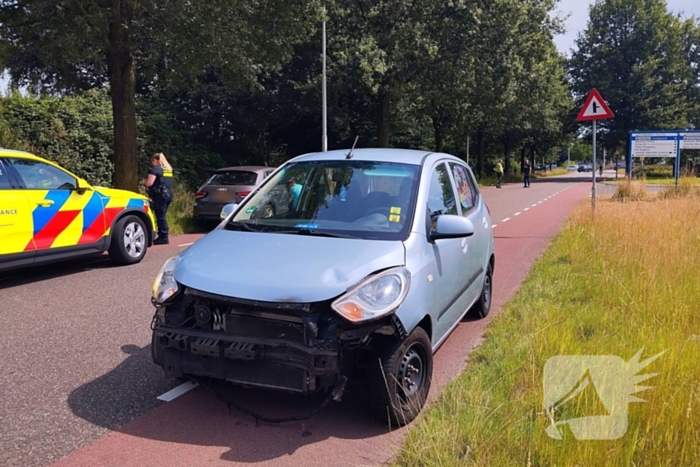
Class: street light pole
322,20,328,152
466,136,470,165
592,120,597,208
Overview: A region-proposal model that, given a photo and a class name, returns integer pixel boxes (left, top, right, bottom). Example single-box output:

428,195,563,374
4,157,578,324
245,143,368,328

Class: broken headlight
152,256,179,304
331,267,411,323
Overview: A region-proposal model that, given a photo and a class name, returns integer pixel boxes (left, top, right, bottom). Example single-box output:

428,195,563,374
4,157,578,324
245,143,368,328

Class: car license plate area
224,313,306,343
210,190,233,203
225,359,307,392
162,347,308,392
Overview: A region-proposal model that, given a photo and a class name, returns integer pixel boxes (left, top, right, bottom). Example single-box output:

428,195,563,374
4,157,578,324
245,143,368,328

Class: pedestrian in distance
523,158,531,188
142,152,173,245
599,163,603,177
495,159,504,188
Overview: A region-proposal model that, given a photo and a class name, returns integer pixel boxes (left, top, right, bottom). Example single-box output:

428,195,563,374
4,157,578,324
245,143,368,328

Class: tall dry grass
612,177,648,201
396,195,700,466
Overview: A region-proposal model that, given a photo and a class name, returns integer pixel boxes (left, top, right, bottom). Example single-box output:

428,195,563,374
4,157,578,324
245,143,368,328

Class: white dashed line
524,208,529,211
538,201,543,204
502,217,511,223
178,242,194,247
157,381,199,402
492,224,497,229
532,204,537,207
514,212,522,216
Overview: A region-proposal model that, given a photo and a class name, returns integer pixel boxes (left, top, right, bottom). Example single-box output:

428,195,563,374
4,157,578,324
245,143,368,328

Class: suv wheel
108,215,148,265
368,327,432,426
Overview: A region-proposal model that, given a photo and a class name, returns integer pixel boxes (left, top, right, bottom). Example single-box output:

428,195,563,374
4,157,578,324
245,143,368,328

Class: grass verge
607,177,700,186
396,190,700,466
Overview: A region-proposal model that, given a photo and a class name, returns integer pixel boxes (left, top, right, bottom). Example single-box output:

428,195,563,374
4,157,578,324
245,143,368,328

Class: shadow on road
68,344,390,463
0,254,116,290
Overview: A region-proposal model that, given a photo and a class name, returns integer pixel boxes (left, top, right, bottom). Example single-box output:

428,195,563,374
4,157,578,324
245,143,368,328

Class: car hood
174,229,406,303
94,186,148,201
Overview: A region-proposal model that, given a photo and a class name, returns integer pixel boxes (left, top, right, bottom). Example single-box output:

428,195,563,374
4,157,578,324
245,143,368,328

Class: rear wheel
108,215,148,265
367,327,432,426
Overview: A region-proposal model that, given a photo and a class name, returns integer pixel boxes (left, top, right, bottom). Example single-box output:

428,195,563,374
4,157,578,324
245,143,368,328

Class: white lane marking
502,217,511,223
178,242,194,247
514,212,522,216
538,201,544,204
524,207,530,211
157,381,199,402
532,204,537,207
492,224,497,228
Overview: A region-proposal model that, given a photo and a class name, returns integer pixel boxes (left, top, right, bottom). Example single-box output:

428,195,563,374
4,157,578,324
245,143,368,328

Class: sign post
628,131,700,186
576,88,615,209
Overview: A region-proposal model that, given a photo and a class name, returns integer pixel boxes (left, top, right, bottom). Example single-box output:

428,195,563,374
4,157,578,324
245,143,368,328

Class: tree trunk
376,90,390,147
520,147,526,173
503,140,510,175
433,116,444,153
477,131,485,178
107,15,138,191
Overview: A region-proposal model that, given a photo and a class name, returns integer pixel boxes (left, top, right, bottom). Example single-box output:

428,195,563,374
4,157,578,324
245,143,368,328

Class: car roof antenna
346,136,359,159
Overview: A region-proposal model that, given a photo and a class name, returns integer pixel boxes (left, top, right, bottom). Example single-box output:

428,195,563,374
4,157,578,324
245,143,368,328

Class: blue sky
2,1,700,92
555,0,700,56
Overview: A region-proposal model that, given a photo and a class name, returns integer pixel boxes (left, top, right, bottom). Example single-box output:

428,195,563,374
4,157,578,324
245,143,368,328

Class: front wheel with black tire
108,215,148,265
367,327,433,427
470,262,493,319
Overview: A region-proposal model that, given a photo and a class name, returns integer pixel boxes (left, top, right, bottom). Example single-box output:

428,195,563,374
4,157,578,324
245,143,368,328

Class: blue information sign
627,130,700,185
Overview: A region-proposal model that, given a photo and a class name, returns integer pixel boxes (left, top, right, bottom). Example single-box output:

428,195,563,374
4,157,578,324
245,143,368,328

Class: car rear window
207,171,258,186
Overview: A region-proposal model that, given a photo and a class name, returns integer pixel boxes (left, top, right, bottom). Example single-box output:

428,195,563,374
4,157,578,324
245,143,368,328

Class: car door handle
36,200,54,207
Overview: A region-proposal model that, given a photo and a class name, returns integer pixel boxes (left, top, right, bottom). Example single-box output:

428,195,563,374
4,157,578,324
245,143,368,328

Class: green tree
569,0,700,153
0,0,319,190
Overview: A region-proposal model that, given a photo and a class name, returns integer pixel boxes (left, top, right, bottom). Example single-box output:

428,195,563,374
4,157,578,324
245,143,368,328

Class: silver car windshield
226,160,420,240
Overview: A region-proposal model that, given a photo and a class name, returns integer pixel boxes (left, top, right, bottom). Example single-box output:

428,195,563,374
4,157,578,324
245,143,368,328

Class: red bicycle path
52,180,590,467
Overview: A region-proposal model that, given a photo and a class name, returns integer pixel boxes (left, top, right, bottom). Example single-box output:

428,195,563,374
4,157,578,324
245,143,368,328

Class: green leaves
569,0,700,151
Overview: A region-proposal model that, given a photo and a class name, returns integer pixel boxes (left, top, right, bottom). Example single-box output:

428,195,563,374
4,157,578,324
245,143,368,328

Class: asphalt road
0,172,593,467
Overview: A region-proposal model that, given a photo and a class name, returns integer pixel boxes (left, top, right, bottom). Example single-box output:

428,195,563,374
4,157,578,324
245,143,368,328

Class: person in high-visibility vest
37,167,60,188
142,152,173,245
495,159,504,188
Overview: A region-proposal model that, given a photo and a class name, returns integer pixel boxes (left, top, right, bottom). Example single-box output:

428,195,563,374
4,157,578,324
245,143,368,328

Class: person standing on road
142,152,173,245
495,159,504,188
599,163,603,177
523,159,531,188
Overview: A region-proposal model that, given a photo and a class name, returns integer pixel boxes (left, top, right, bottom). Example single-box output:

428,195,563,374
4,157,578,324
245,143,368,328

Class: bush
136,100,225,190
0,89,114,186
632,164,673,179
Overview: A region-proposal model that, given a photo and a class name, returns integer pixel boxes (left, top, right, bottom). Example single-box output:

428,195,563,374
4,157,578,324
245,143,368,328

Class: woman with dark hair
142,152,173,244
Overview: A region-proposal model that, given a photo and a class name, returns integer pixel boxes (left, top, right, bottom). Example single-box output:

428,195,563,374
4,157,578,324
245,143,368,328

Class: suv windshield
225,160,420,241
208,171,258,186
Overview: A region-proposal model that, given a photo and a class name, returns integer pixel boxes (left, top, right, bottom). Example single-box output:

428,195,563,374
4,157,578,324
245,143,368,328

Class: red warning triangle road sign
576,88,614,122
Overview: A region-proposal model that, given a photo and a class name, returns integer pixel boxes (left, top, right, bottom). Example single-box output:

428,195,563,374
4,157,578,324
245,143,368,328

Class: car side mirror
430,215,475,240
220,203,238,220
76,178,92,195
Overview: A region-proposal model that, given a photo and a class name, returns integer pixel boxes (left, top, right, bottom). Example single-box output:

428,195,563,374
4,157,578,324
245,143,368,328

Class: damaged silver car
150,148,495,426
